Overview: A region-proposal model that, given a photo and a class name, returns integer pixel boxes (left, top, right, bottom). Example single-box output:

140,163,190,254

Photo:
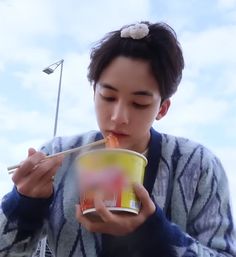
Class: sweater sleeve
133,155,236,257
178,155,236,257
0,141,54,257
132,203,236,257
0,187,52,256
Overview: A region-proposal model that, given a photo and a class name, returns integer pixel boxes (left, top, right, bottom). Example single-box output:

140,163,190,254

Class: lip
107,130,129,137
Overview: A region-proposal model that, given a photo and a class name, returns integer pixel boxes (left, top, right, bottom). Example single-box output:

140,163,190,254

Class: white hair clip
120,23,149,40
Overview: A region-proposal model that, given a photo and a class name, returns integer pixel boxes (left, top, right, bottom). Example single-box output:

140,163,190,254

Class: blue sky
0,0,236,220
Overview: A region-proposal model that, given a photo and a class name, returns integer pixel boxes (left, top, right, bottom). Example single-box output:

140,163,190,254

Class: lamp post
38,59,64,257
43,59,64,137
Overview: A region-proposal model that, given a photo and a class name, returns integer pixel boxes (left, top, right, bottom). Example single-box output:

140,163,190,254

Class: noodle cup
76,148,147,216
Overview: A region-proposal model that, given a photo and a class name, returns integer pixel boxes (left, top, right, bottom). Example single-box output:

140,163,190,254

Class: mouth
107,130,129,138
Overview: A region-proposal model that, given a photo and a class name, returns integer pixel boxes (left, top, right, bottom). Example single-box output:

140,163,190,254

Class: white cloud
0,138,45,199
223,70,236,94
217,0,236,9
0,0,57,64
228,10,236,21
0,132,48,163
0,62,4,72
53,0,151,44
0,96,54,142
158,81,230,127
214,146,236,216
0,0,151,66
0,0,56,35
0,161,13,199
181,25,236,76
224,113,236,139
50,53,99,135
0,137,45,200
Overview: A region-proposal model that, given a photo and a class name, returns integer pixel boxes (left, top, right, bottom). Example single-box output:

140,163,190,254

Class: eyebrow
99,83,153,97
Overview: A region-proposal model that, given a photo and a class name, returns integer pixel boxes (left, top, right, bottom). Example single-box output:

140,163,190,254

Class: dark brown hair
87,21,184,100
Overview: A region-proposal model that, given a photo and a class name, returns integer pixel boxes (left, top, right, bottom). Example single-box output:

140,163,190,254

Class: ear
156,99,171,120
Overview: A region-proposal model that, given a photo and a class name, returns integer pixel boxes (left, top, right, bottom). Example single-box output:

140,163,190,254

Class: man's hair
87,21,184,100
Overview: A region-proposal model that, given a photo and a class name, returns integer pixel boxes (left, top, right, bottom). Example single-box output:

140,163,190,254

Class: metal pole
53,59,64,137
39,237,47,257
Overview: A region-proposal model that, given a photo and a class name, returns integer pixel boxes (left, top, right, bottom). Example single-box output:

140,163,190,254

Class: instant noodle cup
76,148,147,216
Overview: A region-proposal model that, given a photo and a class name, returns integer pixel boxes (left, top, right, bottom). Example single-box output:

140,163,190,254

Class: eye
100,94,116,102
132,103,150,109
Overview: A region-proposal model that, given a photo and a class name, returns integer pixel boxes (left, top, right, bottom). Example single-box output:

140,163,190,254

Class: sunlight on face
94,56,169,153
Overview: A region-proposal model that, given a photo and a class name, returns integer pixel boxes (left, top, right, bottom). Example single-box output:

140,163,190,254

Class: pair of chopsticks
7,138,106,174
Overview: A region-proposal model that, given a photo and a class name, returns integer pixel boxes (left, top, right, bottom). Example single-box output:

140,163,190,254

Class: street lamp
43,59,64,137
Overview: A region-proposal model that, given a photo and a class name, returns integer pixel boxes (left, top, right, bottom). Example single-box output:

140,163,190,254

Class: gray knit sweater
0,129,236,256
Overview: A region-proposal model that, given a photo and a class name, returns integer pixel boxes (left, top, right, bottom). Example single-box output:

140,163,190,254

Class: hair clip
120,23,149,40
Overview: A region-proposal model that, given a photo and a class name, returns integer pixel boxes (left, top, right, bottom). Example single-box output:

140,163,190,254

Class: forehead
98,56,159,93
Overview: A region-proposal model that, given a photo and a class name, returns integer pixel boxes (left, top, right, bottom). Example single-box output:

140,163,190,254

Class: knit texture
1,129,236,257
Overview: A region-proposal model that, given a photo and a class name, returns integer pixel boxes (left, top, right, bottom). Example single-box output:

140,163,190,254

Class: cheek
94,98,109,121
135,108,158,124
129,115,151,136
94,94,102,112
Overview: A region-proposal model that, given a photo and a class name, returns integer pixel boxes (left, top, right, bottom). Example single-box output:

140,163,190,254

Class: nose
111,101,129,125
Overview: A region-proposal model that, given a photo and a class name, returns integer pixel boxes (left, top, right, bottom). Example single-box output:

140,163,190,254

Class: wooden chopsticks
7,138,106,174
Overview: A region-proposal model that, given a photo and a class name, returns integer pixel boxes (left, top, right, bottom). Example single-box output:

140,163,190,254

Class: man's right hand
12,148,63,198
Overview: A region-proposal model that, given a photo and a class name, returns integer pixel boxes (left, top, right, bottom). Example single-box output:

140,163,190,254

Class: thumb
28,148,37,157
133,183,155,216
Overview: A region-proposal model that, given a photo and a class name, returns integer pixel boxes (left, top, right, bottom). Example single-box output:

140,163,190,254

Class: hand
76,183,156,236
12,148,63,198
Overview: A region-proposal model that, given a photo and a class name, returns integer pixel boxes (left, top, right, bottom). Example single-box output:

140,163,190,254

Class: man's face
94,56,169,153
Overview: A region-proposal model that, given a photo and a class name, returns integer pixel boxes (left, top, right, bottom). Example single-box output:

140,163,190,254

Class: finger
14,155,62,196
29,179,54,198
75,204,111,234
16,161,57,198
35,155,63,180
75,204,95,225
24,155,63,185
38,159,62,184
12,151,46,182
133,183,155,216
94,193,113,222
28,148,37,157
20,151,46,174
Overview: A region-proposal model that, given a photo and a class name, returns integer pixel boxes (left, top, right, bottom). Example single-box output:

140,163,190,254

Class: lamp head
43,67,54,74
43,59,63,75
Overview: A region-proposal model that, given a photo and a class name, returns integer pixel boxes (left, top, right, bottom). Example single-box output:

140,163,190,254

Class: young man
1,22,235,257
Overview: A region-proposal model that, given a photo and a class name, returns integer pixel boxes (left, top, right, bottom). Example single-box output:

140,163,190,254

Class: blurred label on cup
76,149,147,215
